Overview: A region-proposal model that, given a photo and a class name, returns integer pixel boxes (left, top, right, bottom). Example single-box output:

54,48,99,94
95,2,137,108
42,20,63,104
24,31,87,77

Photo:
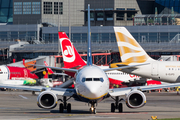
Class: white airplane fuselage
122,61,180,83
75,65,109,102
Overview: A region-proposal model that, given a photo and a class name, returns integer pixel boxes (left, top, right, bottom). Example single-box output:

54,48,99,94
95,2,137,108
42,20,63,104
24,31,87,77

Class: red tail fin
58,32,86,69
44,61,54,74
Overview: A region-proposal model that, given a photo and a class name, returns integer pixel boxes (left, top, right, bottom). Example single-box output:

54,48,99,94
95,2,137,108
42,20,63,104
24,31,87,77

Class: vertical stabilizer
44,61,54,74
87,4,93,66
114,27,154,63
58,32,86,68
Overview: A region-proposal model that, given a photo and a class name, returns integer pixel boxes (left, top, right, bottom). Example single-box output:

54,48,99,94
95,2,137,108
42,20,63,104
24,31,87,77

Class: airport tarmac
0,91,180,120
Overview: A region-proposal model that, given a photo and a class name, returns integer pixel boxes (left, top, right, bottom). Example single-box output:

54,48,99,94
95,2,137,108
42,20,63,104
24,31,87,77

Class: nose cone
87,86,98,98
85,82,103,99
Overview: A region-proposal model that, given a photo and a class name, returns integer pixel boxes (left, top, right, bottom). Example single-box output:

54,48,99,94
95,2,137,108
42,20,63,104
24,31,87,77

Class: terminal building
1,0,180,64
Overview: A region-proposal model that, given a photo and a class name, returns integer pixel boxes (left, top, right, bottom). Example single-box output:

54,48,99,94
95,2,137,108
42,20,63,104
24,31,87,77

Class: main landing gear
111,96,123,113
89,102,96,114
59,96,72,113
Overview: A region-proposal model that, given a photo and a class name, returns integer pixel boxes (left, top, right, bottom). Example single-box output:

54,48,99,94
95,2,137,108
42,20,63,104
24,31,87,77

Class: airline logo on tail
59,36,75,63
58,32,86,69
114,27,151,63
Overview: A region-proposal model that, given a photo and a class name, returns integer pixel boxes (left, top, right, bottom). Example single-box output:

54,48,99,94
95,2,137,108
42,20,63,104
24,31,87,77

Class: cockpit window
100,78,104,82
82,78,104,82
86,78,92,81
82,78,85,82
94,78,100,81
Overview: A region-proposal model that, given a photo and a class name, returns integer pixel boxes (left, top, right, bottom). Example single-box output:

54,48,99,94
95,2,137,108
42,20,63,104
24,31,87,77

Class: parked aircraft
59,30,145,88
1,5,180,114
0,65,38,80
110,27,180,83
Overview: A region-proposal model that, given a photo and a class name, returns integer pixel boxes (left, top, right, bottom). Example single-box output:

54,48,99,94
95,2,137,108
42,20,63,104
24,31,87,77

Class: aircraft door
0,66,9,79
151,62,158,76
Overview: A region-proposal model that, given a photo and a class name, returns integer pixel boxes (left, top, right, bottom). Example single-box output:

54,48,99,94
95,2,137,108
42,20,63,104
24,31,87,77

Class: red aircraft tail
58,32,86,69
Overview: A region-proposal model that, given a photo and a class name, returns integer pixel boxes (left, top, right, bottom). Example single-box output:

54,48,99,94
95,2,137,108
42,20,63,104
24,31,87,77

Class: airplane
0,65,38,80
110,27,180,83
58,28,144,88
0,65,38,90
1,5,180,114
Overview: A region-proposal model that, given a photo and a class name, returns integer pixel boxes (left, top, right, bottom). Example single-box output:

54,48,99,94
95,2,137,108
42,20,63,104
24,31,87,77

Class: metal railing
10,42,180,53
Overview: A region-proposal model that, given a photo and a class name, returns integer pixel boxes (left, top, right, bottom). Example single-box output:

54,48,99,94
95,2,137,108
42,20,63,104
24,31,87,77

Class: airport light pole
68,0,71,40
58,0,60,55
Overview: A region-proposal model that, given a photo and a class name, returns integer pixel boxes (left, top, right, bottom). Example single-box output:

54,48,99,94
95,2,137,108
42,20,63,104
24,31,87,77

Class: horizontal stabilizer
28,64,78,73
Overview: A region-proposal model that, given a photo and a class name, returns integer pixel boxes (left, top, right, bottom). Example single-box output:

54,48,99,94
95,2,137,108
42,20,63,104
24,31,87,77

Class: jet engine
37,91,57,109
126,90,146,108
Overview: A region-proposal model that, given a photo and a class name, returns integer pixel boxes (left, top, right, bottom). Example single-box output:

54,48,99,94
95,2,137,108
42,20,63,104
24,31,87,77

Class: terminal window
44,2,52,14
14,2,22,14
116,12,124,20
54,2,63,14
127,11,135,20
23,2,31,14
32,2,41,14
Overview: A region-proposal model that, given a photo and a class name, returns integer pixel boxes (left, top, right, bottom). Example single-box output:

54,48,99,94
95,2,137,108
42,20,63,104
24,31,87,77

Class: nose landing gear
89,102,96,114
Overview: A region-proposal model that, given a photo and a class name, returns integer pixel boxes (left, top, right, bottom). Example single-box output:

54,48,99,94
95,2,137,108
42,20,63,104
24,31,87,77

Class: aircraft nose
86,84,101,99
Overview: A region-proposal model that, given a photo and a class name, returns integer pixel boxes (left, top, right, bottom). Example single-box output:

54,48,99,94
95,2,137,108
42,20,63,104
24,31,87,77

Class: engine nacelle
37,91,57,109
126,90,146,108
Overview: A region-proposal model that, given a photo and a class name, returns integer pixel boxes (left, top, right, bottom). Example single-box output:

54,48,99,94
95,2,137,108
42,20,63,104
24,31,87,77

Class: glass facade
32,2,40,14
43,32,176,43
42,33,116,44
0,0,13,23
23,2,31,14
133,32,179,43
43,2,52,14
14,2,22,15
155,0,180,14
54,2,63,14
14,2,41,15
0,31,37,41
134,14,178,26
42,33,58,43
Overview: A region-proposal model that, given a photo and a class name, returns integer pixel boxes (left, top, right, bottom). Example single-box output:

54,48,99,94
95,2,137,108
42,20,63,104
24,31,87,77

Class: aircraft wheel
89,108,92,114
93,108,96,114
90,107,96,114
67,103,71,113
59,103,64,113
111,103,115,112
118,103,123,113
32,91,36,95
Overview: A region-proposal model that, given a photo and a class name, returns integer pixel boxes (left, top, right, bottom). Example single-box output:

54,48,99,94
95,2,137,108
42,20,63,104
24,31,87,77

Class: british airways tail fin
58,32,86,69
87,4,92,66
114,27,154,63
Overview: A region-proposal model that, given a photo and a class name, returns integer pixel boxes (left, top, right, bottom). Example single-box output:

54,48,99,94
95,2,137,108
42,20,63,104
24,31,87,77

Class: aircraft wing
0,84,45,92
52,73,68,76
103,63,149,72
0,84,75,96
109,83,180,96
50,88,75,96
29,64,78,73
